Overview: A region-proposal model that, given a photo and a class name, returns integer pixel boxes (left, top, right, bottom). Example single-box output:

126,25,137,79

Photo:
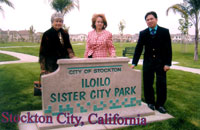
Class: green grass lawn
0,42,199,68
0,53,19,62
0,42,40,47
0,63,199,130
0,63,41,130
172,44,200,68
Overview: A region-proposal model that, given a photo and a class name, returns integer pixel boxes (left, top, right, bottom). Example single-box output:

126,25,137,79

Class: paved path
170,65,200,74
0,50,200,75
0,50,38,65
129,59,200,75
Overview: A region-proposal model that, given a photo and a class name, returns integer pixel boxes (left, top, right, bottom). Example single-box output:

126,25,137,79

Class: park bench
122,47,135,57
122,47,144,57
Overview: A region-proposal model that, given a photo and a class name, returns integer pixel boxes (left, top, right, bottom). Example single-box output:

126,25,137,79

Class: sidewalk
129,59,200,75
0,50,38,65
171,65,200,74
0,50,200,75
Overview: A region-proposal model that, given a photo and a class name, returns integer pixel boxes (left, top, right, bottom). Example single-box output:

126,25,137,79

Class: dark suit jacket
132,25,172,70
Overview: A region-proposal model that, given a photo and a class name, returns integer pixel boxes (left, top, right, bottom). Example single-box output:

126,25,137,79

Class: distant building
35,32,43,43
112,34,137,43
171,34,194,43
112,34,121,42
0,29,42,43
0,29,9,42
131,34,139,43
0,28,199,44
70,34,87,42
18,30,30,42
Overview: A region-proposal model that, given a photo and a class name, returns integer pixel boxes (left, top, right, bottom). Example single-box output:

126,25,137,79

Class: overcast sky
0,0,195,35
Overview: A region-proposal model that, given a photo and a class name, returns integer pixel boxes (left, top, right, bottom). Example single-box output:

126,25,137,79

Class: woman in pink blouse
84,14,116,58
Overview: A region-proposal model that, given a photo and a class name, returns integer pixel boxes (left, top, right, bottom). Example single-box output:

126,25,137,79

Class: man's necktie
151,29,156,35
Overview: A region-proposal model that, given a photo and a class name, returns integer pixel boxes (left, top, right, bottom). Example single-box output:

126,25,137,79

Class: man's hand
164,65,170,72
40,70,46,75
131,65,135,69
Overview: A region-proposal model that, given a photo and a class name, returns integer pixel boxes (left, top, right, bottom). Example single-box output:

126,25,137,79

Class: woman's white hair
51,12,64,23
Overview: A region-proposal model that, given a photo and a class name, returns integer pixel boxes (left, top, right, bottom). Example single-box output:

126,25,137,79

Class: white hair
51,12,64,23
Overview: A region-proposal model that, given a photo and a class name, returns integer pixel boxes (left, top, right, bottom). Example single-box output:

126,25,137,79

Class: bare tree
29,25,35,43
118,19,126,43
178,15,192,52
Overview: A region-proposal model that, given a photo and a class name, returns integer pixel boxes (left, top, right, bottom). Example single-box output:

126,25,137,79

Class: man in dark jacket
131,11,172,113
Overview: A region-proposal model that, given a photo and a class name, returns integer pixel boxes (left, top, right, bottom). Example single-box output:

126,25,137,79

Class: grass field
0,42,40,47
0,53,19,62
0,42,200,130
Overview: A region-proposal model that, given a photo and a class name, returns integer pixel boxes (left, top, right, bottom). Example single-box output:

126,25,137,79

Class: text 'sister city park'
0,0,200,130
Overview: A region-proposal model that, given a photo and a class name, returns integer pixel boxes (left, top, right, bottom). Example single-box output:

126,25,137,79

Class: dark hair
91,14,107,30
145,11,157,20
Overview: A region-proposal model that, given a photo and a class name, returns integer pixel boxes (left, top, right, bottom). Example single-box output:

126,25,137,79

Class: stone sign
42,58,141,116
38,57,155,129
18,57,173,130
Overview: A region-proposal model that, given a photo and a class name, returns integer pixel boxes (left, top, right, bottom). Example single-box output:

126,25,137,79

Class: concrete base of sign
18,102,174,130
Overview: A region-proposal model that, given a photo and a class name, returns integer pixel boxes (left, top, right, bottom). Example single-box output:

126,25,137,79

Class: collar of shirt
149,25,158,34
94,29,105,35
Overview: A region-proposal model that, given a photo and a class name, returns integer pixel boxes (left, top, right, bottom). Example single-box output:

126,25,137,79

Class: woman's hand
71,56,78,59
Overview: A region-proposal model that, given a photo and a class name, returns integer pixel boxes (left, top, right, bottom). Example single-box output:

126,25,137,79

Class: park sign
18,57,174,130
42,57,141,115
38,57,155,129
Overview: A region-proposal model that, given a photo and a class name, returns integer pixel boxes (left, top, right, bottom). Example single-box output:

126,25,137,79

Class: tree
178,15,192,52
50,0,79,15
29,25,35,43
0,0,14,14
118,19,126,43
166,0,200,61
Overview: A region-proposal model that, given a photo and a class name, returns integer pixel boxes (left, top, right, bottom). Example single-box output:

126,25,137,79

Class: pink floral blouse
84,30,116,58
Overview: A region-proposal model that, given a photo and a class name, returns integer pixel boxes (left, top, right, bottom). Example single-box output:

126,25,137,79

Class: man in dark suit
131,11,172,113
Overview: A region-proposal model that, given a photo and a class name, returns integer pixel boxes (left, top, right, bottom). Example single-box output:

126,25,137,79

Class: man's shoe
148,104,155,110
156,106,167,114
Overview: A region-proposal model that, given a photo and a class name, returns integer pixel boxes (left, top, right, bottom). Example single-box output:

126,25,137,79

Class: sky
0,0,195,35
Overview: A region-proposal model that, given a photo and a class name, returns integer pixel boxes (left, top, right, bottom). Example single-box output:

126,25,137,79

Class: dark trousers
143,65,167,107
